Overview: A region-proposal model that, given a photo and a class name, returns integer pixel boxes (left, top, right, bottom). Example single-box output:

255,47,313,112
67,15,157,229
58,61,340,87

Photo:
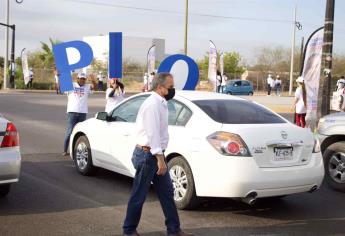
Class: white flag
21,52,30,85
208,40,217,91
147,45,156,74
301,27,324,123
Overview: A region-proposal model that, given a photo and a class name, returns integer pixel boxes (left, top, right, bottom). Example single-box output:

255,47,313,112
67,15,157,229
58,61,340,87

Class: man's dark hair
151,72,173,91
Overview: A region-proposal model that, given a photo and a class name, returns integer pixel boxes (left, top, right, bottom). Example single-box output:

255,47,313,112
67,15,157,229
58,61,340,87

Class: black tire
168,156,199,210
227,91,232,95
0,184,11,198
323,141,345,192
248,92,254,96
73,135,96,176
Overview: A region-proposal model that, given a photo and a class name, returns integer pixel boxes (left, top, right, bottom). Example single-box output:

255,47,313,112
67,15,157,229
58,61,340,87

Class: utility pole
317,0,335,118
184,0,189,55
289,5,297,95
3,0,10,89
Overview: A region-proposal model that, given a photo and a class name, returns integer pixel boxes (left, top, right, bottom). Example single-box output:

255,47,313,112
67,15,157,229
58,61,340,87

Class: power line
62,0,293,24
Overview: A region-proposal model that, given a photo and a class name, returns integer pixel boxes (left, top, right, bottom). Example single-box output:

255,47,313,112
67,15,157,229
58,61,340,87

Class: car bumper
192,152,324,198
0,147,21,184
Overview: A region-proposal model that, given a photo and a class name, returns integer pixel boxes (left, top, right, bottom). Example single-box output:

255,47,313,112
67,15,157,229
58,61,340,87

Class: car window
242,81,250,86
168,100,184,125
193,99,286,124
176,107,193,126
111,96,148,122
233,81,241,87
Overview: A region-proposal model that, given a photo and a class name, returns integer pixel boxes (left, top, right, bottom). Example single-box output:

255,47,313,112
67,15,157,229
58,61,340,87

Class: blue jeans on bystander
123,147,181,235
63,112,87,153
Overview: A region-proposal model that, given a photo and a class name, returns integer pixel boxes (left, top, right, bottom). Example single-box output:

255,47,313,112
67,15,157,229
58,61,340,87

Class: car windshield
193,99,286,124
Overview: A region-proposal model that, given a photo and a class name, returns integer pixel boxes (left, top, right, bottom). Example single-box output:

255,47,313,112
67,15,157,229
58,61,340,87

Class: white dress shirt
136,92,169,155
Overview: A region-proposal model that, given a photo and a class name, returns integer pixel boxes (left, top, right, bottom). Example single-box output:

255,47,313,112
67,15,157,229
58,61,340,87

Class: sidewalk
0,89,293,113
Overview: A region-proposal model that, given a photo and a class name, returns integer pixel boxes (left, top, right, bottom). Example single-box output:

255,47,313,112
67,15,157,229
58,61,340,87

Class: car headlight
313,137,321,153
207,131,252,157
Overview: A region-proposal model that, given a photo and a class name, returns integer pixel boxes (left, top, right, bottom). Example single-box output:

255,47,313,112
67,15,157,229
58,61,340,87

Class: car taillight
1,123,19,148
207,131,251,157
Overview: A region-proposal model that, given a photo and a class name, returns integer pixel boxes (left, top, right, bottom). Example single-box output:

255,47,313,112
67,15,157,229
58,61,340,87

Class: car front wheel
73,135,96,176
0,184,11,197
168,156,199,210
324,141,345,192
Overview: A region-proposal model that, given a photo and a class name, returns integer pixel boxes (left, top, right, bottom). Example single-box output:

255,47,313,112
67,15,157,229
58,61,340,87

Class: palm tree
39,38,61,69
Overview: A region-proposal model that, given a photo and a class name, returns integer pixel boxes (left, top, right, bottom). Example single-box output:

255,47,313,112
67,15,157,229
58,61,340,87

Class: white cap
296,76,304,83
77,72,87,79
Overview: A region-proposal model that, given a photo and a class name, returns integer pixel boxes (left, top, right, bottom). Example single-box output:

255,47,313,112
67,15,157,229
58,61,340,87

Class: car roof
175,90,245,101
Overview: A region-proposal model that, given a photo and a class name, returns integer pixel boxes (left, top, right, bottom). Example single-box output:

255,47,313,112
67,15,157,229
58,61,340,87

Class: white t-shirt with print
66,82,92,114
295,87,307,114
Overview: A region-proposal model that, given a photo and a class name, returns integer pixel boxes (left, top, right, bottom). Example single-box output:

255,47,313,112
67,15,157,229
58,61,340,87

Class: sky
1,0,345,65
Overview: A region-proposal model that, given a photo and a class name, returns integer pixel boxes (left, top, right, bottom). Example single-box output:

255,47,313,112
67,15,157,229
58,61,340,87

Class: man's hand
156,154,167,176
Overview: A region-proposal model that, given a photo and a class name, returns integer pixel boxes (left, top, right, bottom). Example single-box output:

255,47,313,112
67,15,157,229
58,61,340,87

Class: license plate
273,147,293,161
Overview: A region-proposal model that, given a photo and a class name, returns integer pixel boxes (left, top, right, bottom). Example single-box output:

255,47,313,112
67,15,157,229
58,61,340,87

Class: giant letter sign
109,32,122,78
53,41,93,92
158,54,199,90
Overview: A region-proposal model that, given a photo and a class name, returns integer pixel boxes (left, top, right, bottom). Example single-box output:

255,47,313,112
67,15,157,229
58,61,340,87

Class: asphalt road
0,92,344,236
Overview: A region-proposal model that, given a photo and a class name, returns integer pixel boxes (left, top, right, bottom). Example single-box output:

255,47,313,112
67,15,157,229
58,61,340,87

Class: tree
197,51,245,81
39,38,61,69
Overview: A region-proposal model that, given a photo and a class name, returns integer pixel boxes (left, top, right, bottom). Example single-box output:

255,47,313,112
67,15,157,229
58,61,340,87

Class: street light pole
289,5,297,95
3,0,10,89
184,0,189,55
317,0,335,118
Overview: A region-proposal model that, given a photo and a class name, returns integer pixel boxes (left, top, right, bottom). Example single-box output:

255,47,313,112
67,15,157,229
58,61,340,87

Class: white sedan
0,114,21,197
69,91,324,209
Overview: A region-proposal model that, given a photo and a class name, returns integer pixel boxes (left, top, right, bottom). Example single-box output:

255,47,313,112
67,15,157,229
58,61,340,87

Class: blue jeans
63,112,87,152
123,147,181,235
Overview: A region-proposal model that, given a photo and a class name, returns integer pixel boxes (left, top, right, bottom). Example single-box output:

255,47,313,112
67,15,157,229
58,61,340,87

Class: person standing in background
54,69,60,94
97,71,104,91
143,73,149,92
275,75,282,96
267,74,273,96
292,76,307,128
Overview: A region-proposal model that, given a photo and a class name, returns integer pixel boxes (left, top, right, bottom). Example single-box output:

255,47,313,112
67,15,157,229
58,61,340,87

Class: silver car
318,112,345,192
0,114,21,197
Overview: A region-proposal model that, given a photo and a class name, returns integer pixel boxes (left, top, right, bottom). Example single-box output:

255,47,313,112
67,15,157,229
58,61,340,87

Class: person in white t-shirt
105,78,125,114
292,76,307,128
54,69,60,94
148,72,155,91
62,72,94,156
267,74,273,95
275,75,282,96
97,71,104,91
337,79,345,112
143,73,149,92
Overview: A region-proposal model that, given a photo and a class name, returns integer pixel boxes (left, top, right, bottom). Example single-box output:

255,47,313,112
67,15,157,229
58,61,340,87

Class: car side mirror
96,112,110,121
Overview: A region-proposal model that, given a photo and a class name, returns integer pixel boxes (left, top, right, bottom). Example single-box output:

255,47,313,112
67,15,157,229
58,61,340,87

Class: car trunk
0,117,8,145
221,123,314,168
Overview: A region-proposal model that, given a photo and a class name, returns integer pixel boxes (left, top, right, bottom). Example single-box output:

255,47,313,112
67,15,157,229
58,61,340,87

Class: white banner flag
219,53,224,76
208,41,217,91
301,27,324,123
147,45,156,74
21,52,30,85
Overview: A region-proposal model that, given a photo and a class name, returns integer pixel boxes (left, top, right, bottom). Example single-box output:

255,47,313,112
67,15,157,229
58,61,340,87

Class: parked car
0,114,21,197
69,91,324,209
318,112,345,192
223,79,254,95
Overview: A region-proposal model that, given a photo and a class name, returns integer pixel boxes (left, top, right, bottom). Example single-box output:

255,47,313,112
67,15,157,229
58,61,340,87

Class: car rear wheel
0,184,11,197
324,141,345,192
73,135,96,176
227,92,232,95
168,156,199,210
248,92,254,96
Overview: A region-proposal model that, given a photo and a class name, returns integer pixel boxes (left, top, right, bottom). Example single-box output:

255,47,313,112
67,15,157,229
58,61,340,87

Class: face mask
164,88,175,101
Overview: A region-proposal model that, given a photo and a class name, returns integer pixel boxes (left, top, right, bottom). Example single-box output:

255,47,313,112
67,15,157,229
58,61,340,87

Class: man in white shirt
123,73,193,236
267,74,273,95
97,71,104,91
62,72,93,156
105,78,125,114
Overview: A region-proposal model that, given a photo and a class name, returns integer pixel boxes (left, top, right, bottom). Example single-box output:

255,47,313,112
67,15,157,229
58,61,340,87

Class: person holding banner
105,78,125,114
62,72,94,156
292,76,307,128
143,73,149,92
